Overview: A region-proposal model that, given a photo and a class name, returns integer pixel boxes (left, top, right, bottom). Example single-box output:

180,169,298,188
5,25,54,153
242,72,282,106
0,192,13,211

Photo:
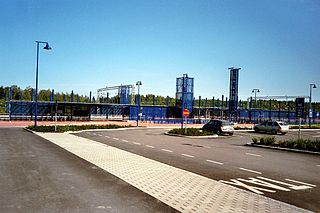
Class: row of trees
1,85,319,112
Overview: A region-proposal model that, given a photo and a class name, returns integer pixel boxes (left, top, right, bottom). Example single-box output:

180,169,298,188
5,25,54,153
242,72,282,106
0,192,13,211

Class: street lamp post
309,83,317,128
34,41,52,127
252,88,260,124
136,81,142,127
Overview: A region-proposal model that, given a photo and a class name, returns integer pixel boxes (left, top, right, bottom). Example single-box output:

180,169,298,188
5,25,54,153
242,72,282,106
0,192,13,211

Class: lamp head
43,43,52,50
136,81,142,86
313,84,317,89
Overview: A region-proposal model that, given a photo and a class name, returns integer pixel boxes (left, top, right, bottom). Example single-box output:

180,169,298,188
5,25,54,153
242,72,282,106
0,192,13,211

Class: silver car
254,121,289,135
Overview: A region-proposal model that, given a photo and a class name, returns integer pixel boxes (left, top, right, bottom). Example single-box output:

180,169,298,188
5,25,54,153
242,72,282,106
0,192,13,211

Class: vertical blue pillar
269,99,272,120
166,96,169,106
31,88,34,101
249,97,253,122
222,95,224,109
71,90,74,102
9,86,12,121
50,89,54,102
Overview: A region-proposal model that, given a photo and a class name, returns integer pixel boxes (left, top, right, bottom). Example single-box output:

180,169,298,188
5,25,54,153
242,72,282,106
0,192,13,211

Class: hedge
26,124,131,132
252,136,319,152
168,128,215,136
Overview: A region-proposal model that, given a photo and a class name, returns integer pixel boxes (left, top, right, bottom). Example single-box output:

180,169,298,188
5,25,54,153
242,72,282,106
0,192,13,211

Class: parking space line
317,165,320,167
181,154,194,158
161,149,173,153
98,134,103,137
204,146,211,149
285,179,317,187
113,138,119,140
122,139,129,142
105,136,110,138
239,167,262,175
133,142,141,145
246,153,262,157
206,160,224,165
146,145,155,148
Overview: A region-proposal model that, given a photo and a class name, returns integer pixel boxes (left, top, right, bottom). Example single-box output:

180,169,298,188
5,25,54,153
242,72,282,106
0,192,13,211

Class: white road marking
105,136,110,138
146,145,155,148
317,165,320,167
181,154,195,158
206,160,224,165
285,179,317,187
204,146,211,149
239,168,262,175
161,149,173,153
113,138,119,140
92,133,96,135
257,176,312,190
133,142,141,145
245,153,262,157
219,179,275,195
98,134,103,137
237,178,290,192
122,139,129,142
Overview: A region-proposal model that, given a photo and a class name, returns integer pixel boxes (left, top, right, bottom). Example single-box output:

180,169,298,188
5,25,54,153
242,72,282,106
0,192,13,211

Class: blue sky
1,0,320,101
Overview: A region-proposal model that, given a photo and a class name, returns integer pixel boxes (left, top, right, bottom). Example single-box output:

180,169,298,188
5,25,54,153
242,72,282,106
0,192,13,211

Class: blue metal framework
176,74,194,116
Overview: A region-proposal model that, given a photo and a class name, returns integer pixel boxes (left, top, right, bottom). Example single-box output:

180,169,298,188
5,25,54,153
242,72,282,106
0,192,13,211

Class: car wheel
254,127,259,133
271,129,277,135
281,132,287,135
229,133,233,136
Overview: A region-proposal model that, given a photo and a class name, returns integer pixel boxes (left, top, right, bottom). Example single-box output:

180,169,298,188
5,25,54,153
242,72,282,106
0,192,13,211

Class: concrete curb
246,142,320,155
164,132,218,139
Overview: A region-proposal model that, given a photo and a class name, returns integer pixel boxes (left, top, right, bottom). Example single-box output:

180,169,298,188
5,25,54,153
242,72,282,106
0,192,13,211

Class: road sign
295,98,305,118
183,109,190,117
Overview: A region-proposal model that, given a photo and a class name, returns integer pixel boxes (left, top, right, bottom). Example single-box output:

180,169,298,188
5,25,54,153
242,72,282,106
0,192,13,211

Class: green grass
252,136,320,152
168,128,215,136
289,124,320,129
26,124,131,132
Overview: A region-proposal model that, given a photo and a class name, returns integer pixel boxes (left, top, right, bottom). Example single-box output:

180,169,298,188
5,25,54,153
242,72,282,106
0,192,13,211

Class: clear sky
1,0,320,101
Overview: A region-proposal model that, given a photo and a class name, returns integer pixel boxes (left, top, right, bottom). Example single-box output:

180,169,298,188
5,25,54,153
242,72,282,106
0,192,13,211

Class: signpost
295,98,305,139
183,109,190,134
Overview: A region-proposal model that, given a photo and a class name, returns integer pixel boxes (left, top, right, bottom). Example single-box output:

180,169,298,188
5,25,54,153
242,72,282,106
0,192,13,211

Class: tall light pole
136,81,142,127
309,83,317,127
252,88,260,123
34,41,52,127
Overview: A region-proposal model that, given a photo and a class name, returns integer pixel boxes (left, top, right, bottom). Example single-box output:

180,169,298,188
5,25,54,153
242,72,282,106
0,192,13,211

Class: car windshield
278,122,287,126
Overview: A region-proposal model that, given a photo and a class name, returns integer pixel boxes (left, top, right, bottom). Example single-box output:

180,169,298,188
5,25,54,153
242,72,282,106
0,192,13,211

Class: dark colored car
202,119,234,135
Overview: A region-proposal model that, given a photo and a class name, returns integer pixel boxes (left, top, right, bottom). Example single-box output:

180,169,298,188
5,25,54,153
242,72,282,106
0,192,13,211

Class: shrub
168,128,215,136
252,137,258,143
252,136,320,152
26,124,131,132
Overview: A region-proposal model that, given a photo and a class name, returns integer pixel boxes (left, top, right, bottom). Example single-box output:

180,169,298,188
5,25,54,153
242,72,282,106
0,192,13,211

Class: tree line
0,85,319,112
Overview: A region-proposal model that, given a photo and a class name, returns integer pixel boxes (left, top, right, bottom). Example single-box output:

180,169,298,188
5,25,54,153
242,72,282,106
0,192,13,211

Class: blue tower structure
176,74,194,117
119,85,131,104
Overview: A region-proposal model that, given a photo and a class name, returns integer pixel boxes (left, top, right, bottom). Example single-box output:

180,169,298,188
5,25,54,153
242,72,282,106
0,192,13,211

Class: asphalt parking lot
75,128,320,212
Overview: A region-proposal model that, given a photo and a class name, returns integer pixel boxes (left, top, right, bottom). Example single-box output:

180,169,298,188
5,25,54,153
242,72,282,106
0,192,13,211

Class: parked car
254,121,289,135
202,119,234,135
